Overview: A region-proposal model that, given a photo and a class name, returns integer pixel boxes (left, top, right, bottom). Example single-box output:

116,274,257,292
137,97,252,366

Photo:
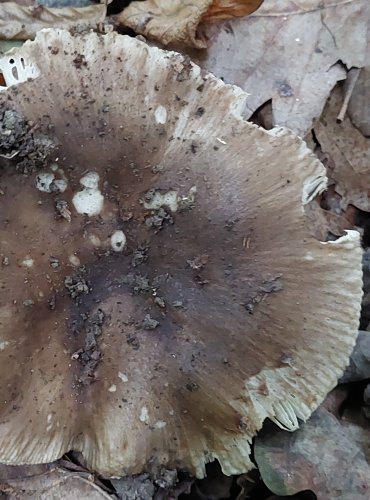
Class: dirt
0,109,56,174
154,296,165,308
71,309,106,386
141,314,159,330
175,56,193,82
145,207,173,229
55,199,72,221
131,245,149,267
260,275,283,294
64,270,91,304
72,54,87,69
187,254,209,271
111,473,155,500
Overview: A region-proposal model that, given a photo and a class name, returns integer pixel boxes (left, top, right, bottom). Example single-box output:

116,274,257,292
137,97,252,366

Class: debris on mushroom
0,30,363,480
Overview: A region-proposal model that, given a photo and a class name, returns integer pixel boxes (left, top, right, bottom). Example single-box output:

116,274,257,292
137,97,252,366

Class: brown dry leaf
188,0,370,136
118,0,213,48
254,407,370,499
0,465,113,499
118,0,262,48
201,0,263,23
0,2,106,40
314,85,370,211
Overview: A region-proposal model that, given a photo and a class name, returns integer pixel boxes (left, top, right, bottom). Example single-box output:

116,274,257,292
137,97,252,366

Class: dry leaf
254,407,370,499
201,0,263,23
0,2,106,40
360,249,370,332
314,85,370,212
340,331,370,383
304,184,357,241
188,0,370,136
118,0,262,47
0,465,113,499
118,0,213,48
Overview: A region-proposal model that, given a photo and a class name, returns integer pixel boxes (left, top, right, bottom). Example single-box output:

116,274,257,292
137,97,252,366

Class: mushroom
0,30,363,478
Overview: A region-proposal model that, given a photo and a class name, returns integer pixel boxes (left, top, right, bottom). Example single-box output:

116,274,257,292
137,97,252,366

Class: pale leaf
0,2,106,40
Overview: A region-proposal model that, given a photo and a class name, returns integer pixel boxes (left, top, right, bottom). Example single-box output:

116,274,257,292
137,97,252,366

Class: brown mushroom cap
0,30,363,477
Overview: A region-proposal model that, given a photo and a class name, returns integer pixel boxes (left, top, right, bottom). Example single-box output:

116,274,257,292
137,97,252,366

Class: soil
145,208,174,229
64,271,91,304
0,109,56,174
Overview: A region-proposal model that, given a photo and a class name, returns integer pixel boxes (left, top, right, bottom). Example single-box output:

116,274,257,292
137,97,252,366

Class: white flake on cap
72,171,104,216
110,230,126,252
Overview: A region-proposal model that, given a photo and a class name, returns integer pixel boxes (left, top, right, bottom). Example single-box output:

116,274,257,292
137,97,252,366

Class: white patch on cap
154,420,167,429
35,173,67,193
139,406,149,424
72,171,104,216
144,186,197,213
108,384,117,393
154,105,167,124
46,413,53,432
302,173,327,205
89,234,101,247
111,230,126,252
69,254,80,267
53,179,68,192
21,256,34,268
35,173,55,192
118,372,128,383
144,190,179,212
0,340,9,351
80,172,100,189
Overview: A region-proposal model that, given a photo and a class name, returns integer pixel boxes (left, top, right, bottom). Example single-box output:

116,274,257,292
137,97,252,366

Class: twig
337,67,361,122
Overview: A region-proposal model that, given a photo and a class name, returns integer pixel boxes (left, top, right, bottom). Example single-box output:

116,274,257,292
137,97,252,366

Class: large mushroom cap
0,30,363,478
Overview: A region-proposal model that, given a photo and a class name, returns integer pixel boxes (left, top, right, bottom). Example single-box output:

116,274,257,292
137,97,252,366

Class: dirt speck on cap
145,208,173,229
64,270,91,304
0,109,56,174
141,314,159,330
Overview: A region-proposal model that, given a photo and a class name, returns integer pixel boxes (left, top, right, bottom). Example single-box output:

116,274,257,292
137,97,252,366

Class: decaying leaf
188,0,370,136
0,2,106,40
0,464,113,499
118,0,213,48
118,0,263,48
360,249,370,332
314,85,370,212
348,66,370,137
340,331,370,383
200,0,263,23
254,407,370,499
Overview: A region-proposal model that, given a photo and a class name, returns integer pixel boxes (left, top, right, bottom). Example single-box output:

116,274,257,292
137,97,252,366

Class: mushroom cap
0,30,363,478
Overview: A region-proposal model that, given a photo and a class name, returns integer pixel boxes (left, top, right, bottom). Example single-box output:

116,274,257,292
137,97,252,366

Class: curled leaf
201,0,263,23
118,0,215,48
0,464,112,499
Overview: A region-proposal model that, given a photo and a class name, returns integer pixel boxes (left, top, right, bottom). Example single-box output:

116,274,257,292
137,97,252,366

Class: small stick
337,67,361,122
